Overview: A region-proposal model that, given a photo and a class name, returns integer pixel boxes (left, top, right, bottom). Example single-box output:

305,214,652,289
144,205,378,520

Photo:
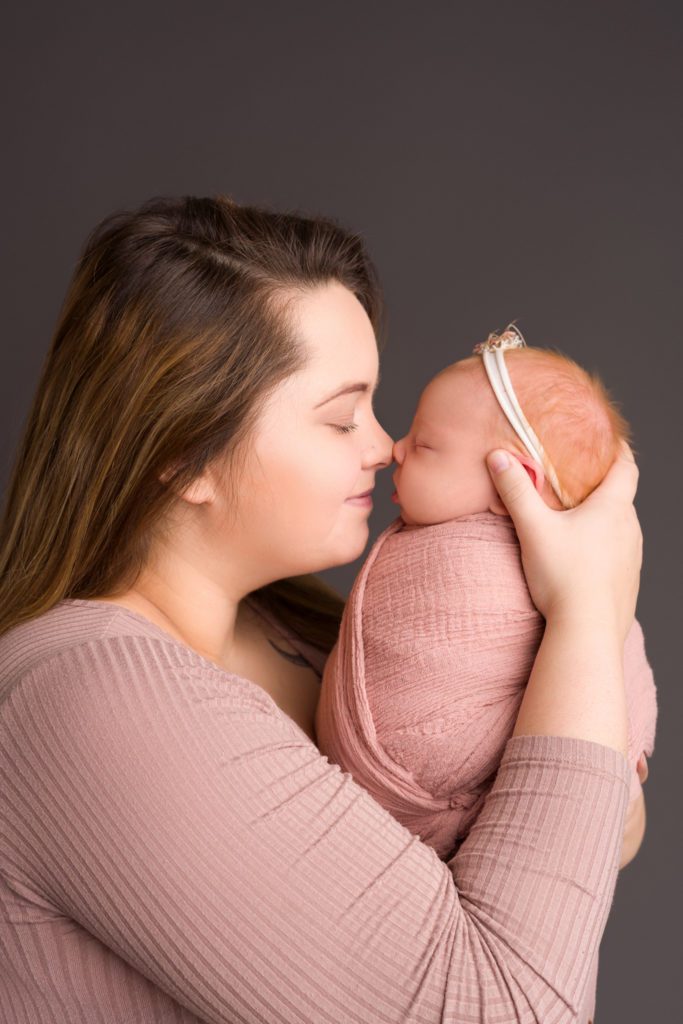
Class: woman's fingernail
488,450,510,473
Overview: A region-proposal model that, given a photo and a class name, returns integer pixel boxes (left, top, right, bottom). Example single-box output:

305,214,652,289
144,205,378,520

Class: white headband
473,325,573,508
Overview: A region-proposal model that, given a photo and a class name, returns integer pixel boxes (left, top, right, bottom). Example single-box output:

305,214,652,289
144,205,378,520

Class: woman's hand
486,441,642,642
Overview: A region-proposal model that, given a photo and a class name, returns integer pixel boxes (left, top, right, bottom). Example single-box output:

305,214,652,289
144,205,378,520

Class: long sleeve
0,628,630,1024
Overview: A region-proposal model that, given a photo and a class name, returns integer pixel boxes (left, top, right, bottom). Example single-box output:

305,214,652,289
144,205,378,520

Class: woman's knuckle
505,481,527,505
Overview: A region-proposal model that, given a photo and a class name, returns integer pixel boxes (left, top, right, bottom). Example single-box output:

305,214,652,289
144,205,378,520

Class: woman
0,195,644,1023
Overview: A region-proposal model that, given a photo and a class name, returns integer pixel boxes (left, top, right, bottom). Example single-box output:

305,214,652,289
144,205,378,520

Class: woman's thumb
486,449,542,524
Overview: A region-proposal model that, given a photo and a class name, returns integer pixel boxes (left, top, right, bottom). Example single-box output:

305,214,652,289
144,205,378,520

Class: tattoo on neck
267,637,310,668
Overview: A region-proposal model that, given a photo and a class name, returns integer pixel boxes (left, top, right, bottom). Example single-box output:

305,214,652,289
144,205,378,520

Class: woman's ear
488,452,545,515
178,477,216,505
159,464,216,505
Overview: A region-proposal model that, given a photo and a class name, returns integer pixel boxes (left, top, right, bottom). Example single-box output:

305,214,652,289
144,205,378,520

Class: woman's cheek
329,438,364,500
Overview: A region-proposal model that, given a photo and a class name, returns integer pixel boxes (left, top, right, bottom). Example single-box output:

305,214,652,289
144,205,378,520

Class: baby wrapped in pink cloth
316,332,657,864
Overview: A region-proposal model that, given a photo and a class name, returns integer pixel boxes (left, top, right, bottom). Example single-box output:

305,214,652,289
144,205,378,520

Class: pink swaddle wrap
316,511,657,860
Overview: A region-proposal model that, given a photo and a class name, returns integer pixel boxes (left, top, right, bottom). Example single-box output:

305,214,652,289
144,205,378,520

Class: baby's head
392,340,631,527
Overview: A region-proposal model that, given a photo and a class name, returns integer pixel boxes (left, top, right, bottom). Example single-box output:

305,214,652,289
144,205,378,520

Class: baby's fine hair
462,346,632,507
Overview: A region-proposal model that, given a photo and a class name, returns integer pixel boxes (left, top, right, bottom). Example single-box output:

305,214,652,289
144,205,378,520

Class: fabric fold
316,511,657,860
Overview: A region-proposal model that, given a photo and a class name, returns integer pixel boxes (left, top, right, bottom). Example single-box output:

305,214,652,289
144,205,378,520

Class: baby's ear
487,452,545,516
514,453,546,495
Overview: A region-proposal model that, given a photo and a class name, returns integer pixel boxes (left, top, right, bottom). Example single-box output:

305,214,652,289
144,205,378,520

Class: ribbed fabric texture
316,511,656,846
0,598,630,1023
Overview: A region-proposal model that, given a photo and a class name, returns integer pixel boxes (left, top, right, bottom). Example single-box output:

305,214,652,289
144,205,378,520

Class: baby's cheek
477,466,504,509
427,462,498,522
404,466,461,525
397,465,433,524
451,468,496,517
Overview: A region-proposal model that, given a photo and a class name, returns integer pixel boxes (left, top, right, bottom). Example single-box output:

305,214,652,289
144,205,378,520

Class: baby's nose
393,438,405,464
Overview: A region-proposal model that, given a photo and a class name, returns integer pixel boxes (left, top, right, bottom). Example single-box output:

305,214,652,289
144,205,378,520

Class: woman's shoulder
0,599,278,716
0,598,168,691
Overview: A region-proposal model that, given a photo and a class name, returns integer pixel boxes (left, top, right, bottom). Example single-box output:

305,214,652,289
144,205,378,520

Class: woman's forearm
512,609,629,757
487,445,640,760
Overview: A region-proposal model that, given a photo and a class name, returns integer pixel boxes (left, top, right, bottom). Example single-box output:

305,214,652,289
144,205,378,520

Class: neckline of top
59,595,288,681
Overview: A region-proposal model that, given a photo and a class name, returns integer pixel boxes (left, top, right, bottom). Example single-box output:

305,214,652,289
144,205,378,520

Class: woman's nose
377,426,395,467
364,420,395,469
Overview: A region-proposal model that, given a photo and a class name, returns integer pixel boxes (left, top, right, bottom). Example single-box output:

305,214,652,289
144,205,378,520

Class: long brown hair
0,194,387,646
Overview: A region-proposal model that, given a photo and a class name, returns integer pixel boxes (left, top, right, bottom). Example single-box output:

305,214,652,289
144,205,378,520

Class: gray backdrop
2,1,680,1018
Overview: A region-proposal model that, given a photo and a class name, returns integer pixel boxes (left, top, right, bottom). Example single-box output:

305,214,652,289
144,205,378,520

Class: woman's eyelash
332,423,358,434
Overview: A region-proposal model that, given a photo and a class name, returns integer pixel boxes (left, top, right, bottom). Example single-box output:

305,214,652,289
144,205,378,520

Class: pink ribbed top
0,598,630,1023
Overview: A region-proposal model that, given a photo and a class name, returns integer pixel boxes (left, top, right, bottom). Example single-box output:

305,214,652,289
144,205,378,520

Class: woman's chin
338,526,371,566
303,526,371,573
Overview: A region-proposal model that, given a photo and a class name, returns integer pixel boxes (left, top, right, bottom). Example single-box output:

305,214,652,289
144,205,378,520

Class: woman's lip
345,494,373,507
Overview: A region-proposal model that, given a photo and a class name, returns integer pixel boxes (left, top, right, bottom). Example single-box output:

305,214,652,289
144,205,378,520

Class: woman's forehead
297,335,380,401
292,281,375,347
263,284,380,410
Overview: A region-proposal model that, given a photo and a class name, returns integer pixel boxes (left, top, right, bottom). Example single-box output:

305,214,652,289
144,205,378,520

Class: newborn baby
315,327,657,864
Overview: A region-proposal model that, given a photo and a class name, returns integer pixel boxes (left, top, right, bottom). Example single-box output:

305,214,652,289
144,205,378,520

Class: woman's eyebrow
314,372,382,409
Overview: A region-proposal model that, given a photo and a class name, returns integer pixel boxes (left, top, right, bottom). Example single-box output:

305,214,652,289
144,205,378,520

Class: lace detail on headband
472,323,527,354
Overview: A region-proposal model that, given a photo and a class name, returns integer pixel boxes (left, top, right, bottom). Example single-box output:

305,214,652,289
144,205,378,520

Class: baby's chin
396,479,505,526
398,503,493,528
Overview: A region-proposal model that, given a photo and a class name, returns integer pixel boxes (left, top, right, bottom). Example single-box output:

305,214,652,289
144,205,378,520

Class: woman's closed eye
331,422,358,434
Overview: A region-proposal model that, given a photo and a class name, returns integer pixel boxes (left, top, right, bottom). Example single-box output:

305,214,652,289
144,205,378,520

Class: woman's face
220,281,394,581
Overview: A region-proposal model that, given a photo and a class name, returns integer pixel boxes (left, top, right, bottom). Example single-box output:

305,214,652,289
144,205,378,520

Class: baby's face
392,363,506,527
